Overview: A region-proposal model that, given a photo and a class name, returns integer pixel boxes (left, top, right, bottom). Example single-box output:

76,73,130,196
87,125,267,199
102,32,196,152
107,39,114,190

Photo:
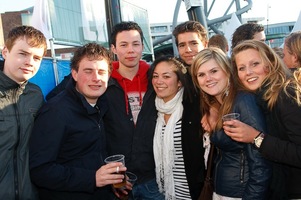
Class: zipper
240,150,245,183
12,88,21,200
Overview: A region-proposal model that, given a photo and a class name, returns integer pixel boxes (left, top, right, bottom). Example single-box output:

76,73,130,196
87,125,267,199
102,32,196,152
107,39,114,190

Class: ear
2,47,8,59
71,69,77,82
292,53,299,65
111,44,117,54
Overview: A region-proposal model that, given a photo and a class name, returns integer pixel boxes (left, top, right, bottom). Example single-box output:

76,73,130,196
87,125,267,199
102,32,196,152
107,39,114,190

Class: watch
254,132,265,148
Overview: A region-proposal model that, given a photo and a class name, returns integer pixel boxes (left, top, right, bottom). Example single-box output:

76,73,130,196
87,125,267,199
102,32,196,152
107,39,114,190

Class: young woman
152,56,205,200
191,47,271,200
225,40,301,199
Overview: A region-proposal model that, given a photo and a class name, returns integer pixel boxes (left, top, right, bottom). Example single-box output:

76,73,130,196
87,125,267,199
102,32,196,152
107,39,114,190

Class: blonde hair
191,47,237,130
232,40,301,109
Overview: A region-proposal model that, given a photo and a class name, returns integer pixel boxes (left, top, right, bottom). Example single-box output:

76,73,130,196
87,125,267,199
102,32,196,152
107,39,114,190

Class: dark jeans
131,178,164,200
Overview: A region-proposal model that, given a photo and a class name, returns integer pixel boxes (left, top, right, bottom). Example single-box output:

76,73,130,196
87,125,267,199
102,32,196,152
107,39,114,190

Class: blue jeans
130,178,165,200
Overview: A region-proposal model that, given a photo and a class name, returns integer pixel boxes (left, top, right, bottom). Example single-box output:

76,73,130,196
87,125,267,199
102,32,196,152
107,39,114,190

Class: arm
224,91,301,168
29,105,125,192
233,93,271,199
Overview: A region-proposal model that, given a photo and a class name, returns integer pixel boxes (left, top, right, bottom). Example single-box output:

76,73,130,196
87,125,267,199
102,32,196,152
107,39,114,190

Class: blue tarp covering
29,58,71,97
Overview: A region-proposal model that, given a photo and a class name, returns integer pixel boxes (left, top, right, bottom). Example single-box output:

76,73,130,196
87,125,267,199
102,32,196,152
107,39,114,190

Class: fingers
95,163,127,187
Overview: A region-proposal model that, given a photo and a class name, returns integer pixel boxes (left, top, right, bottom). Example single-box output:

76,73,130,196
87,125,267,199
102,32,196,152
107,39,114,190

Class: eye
197,73,205,77
152,74,158,79
211,69,218,74
252,62,259,67
238,66,245,71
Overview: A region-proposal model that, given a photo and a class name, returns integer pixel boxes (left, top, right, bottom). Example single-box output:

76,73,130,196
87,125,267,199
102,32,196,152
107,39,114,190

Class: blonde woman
226,40,301,199
191,47,271,200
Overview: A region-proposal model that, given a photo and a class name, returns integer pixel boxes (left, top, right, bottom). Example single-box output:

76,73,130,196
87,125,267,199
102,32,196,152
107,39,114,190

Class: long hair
191,47,237,130
232,40,301,109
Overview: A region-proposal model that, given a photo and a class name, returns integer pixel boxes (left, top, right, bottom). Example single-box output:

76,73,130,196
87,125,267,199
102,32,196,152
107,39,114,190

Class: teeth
206,83,216,87
247,77,257,82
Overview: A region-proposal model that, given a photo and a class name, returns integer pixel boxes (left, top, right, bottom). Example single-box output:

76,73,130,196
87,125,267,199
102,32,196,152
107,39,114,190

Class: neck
118,63,139,80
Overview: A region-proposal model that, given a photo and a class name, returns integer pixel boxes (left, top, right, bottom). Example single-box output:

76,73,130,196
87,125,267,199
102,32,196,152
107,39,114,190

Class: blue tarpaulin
29,58,71,98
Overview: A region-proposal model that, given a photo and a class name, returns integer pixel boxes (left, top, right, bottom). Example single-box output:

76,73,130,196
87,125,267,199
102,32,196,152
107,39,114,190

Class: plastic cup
104,154,126,188
222,113,240,121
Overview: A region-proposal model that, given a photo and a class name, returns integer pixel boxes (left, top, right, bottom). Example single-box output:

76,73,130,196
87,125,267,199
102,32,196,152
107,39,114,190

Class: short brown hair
71,43,112,73
5,25,47,55
172,21,208,46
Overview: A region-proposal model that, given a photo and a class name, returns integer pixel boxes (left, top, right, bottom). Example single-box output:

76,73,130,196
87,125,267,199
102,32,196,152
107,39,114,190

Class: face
72,57,109,104
2,38,44,84
196,59,228,104
234,49,269,91
253,31,266,42
111,30,143,69
283,44,298,68
177,32,207,65
152,61,182,103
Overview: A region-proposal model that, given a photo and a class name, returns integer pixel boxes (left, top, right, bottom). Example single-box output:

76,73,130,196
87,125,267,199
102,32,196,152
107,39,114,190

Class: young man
173,21,208,197
0,25,47,200
29,43,125,200
172,20,208,66
231,23,266,50
104,21,164,199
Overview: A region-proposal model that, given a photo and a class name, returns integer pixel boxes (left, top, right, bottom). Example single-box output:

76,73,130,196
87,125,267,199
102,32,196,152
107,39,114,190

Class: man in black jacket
29,43,125,200
104,21,164,199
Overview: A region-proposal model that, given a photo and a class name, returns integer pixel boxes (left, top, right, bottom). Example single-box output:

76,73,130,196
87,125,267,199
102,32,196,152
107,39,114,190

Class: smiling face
177,32,207,66
72,57,109,104
234,49,269,91
152,61,182,103
111,30,143,69
2,37,44,84
196,58,228,104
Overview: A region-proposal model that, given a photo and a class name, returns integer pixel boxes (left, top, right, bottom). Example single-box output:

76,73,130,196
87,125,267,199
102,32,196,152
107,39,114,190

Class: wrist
253,132,265,148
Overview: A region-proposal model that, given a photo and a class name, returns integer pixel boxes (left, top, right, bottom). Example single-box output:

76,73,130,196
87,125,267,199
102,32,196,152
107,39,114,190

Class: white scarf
153,88,184,200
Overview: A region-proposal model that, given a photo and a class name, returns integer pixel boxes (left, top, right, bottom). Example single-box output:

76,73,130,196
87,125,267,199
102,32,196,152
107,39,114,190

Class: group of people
0,19,301,200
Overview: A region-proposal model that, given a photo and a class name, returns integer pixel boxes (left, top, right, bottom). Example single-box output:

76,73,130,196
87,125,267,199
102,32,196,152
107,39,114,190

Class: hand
201,107,218,132
223,120,259,143
112,174,133,199
95,162,126,187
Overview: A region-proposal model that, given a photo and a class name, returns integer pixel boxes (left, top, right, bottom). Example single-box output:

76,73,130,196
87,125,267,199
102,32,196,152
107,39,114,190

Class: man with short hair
104,21,164,199
231,23,266,50
172,20,208,66
29,43,124,200
0,25,47,200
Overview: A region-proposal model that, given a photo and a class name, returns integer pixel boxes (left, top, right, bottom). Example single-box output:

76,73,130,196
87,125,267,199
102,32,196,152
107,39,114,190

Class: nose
246,66,253,75
25,56,35,66
205,74,212,81
127,44,134,53
184,45,192,52
92,71,101,82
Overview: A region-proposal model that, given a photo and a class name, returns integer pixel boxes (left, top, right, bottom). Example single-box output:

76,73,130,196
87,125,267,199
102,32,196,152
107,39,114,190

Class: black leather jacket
211,92,271,199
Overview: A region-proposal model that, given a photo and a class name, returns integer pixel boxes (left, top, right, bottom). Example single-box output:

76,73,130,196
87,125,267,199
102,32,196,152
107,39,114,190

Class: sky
0,0,300,25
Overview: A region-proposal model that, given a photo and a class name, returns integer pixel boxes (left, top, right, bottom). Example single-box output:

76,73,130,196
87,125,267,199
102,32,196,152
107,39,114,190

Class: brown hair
71,43,112,73
172,21,208,46
5,25,47,55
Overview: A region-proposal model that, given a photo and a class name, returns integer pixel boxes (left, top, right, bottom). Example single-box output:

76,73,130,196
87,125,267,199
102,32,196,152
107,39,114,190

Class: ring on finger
116,166,119,174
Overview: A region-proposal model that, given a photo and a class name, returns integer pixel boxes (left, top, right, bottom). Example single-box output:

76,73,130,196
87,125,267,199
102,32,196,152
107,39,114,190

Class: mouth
90,85,101,90
246,77,258,83
20,68,33,74
206,82,217,88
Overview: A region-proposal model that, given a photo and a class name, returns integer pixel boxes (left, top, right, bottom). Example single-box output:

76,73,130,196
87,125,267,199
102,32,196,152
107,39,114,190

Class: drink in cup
104,154,126,188
116,171,137,200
